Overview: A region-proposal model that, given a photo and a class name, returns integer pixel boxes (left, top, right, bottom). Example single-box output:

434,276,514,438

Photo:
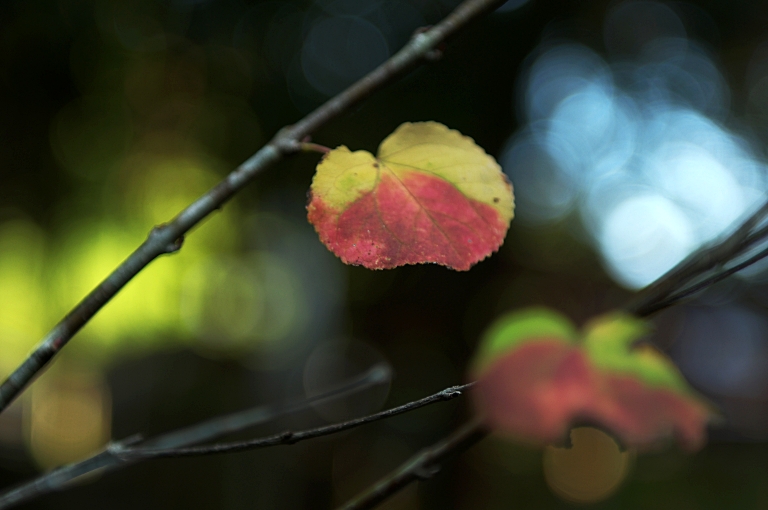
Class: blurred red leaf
471,308,712,451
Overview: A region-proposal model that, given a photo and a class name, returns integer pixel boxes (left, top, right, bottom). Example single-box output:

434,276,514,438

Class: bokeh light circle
543,427,631,504
301,16,389,97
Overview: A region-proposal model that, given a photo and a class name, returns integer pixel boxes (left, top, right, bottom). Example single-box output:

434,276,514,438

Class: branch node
149,225,184,254
166,235,185,254
412,26,432,38
106,442,125,455
107,434,143,455
439,386,464,399
271,127,302,154
424,48,444,62
414,464,441,480
410,26,444,61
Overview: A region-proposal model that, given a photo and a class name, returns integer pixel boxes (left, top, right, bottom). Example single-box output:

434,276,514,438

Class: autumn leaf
470,308,712,451
307,122,514,270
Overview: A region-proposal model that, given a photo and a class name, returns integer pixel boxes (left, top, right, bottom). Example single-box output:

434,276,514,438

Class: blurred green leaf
471,307,576,375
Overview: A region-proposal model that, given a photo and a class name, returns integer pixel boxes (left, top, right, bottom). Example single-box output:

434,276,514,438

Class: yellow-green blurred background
1,0,767,508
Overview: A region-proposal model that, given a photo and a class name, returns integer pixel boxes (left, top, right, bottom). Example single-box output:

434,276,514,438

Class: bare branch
641,244,768,314
0,364,393,509
122,383,473,460
627,197,768,316
141,364,392,450
0,0,510,415
336,419,488,510
0,364,471,510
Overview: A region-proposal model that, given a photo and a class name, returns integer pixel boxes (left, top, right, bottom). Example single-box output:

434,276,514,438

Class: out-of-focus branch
0,365,398,509
627,198,768,316
0,373,472,509
646,245,768,313
0,0,509,415
336,419,488,510
140,364,391,450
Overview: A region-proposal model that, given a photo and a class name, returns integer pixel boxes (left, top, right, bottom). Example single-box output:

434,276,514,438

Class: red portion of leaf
474,339,708,451
308,171,508,270
599,375,707,451
473,340,597,443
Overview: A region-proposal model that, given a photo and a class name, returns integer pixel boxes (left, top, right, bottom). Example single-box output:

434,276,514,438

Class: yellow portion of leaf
310,147,379,211
582,312,689,393
472,307,578,375
626,344,694,393
378,122,514,223
582,312,649,349
310,122,514,224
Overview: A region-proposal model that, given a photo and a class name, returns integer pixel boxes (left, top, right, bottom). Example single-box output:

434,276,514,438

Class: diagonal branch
0,0,510,415
641,244,768,314
335,418,488,510
139,363,391,450
0,373,470,510
627,198,768,316
122,383,473,460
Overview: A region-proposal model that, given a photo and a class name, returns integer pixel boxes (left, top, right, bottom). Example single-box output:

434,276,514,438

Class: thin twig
122,383,473,460
627,198,768,316
336,418,488,510
742,222,768,249
0,365,395,509
141,363,391,449
0,0,509,415
642,245,768,315
0,380,469,509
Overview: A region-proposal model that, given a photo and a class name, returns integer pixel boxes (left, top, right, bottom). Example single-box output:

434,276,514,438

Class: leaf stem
301,142,332,154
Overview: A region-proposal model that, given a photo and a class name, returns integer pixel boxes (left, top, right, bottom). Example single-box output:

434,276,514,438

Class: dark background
0,0,767,508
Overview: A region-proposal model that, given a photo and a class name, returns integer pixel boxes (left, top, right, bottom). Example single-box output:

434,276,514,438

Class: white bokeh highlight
500,2,768,289
599,194,695,288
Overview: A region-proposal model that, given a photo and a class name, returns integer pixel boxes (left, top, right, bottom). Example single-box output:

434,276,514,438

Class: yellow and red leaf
307,122,514,270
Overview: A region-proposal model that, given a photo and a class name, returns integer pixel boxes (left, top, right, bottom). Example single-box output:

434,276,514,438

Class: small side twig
141,363,391,450
123,383,473,460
